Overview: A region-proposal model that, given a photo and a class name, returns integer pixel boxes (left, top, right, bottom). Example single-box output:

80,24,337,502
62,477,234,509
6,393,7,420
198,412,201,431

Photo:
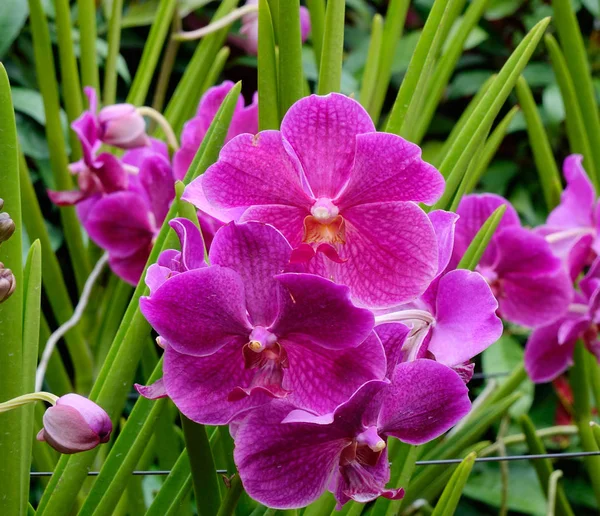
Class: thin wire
29,450,600,477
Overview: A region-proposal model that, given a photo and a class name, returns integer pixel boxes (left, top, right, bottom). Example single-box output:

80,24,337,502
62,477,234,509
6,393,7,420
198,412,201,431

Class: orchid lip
374,309,435,327
545,227,596,244
569,303,589,314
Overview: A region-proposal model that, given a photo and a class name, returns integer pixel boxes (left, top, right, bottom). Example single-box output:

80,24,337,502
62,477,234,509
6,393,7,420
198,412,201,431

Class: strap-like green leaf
317,0,345,94
77,0,100,92
146,449,192,516
519,415,574,516
431,452,476,516
552,0,600,189
258,0,280,130
359,14,384,110
457,205,506,271
0,62,24,516
278,0,304,115
432,18,550,211
545,34,596,185
306,0,326,68
103,0,124,105
515,76,562,210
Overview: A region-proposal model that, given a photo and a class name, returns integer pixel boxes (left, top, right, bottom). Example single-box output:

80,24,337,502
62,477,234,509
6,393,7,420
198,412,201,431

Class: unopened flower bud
0,198,4,210
0,264,15,303
98,104,150,149
36,394,112,454
0,212,15,244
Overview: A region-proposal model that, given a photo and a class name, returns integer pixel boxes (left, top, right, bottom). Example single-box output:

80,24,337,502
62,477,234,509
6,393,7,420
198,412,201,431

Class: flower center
340,427,386,468
311,198,339,223
247,326,278,353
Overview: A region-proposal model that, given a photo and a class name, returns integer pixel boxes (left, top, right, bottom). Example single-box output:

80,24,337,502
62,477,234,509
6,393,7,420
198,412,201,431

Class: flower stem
0,392,59,412
570,341,600,507
173,5,258,41
216,475,244,516
137,106,180,151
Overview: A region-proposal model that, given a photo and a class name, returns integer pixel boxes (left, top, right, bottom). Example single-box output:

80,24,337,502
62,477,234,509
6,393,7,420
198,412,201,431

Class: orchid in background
234,360,470,509
138,220,384,424
184,93,445,308
453,194,572,328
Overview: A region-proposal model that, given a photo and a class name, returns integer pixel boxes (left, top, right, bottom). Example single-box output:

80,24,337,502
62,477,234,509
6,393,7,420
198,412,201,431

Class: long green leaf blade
77,0,100,92
278,0,304,114
359,14,384,109
431,452,476,516
306,0,326,67
457,205,506,271
317,0,345,95
258,0,279,130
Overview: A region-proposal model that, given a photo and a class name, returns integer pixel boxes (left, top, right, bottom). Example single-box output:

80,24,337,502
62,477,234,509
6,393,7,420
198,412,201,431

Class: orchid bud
0,212,15,244
36,394,112,454
97,104,150,149
0,264,15,303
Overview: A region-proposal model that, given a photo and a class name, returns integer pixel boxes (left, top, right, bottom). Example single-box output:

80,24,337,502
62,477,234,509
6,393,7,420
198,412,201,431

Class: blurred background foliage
2,0,600,513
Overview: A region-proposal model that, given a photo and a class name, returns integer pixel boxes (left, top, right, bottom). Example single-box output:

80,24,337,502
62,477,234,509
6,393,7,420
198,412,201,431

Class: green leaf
0,62,24,516
457,205,507,271
552,0,600,189
317,0,345,94
0,0,29,57
515,75,562,210
359,14,384,110
431,453,477,516
432,17,551,211
11,87,69,131
519,414,575,516
77,0,100,92
485,0,523,20
258,0,279,130
482,335,534,417
278,0,304,114
542,83,565,125
103,0,124,105
127,0,177,106
146,449,192,516
545,34,597,185
306,0,326,67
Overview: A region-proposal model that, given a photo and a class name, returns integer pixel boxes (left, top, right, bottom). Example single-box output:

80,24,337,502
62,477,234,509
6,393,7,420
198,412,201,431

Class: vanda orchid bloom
183,93,445,308
453,194,572,328
537,155,600,279
234,361,470,509
137,220,385,424
374,210,503,382
525,257,600,383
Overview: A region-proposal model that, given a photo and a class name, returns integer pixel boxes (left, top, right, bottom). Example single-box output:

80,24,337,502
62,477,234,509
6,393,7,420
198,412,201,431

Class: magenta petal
135,378,167,399
138,154,175,223
84,192,154,258
200,131,312,210
140,267,252,356
525,320,577,383
239,204,307,247
557,315,590,345
272,273,375,350
281,94,375,198
283,332,386,414
234,401,350,509
338,201,438,308
122,138,169,168
337,132,444,208
210,222,292,326
108,245,151,286
169,218,207,271
428,210,459,275
145,264,172,294
548,154,596,229
454,194,520,266
163,342,271,425
47,189,88,206
378,360,471,444
429,270,502,367
374,322,411,377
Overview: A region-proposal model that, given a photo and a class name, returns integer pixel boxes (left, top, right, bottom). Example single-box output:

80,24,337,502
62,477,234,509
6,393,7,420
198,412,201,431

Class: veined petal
109,244,152,286
169,218,207,271
138,154,175,224
525,320,577,383
337,132,444,209
374,323,411,377
429,210,459,276
429,270,502,367
140,266,252,356
210,222,293,326
272,273,374,350
280,93,375,199
240,204,307,247
378,360,470,444
337,201,438,308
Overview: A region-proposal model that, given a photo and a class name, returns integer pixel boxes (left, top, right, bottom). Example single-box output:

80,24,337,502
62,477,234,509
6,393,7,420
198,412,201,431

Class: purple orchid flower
137,220,384,424
173,81,258,181
82,151,175,284
373,210,503,382
234,360,471,509
453,194,572,328
239,0,311,55
183,93,445,308
525,257,600,383
537,155,599,279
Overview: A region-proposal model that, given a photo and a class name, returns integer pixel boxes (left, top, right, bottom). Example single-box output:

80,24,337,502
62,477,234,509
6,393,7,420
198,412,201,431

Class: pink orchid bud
0,212,15,244
0,263,15,303
97,104,150,149
36,394,112,454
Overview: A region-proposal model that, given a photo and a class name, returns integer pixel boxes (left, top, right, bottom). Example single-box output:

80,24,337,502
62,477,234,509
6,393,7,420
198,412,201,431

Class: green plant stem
216,475,244,516
77,0,100,92
151,15,181,113
19,154,93,392
182,416,222,516
0,63,24,516
127,0,177,106
28,0,91,292
359,14,383,109
258,0,279,130
103,0,124,105
317,0,345,94
54,0,83,161
306,0,326,67
146,449,192,516
278,0,304,115
570,341,600,506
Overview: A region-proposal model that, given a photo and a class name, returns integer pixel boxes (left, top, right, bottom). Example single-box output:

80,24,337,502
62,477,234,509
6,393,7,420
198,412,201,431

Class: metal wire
29,450,600,477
